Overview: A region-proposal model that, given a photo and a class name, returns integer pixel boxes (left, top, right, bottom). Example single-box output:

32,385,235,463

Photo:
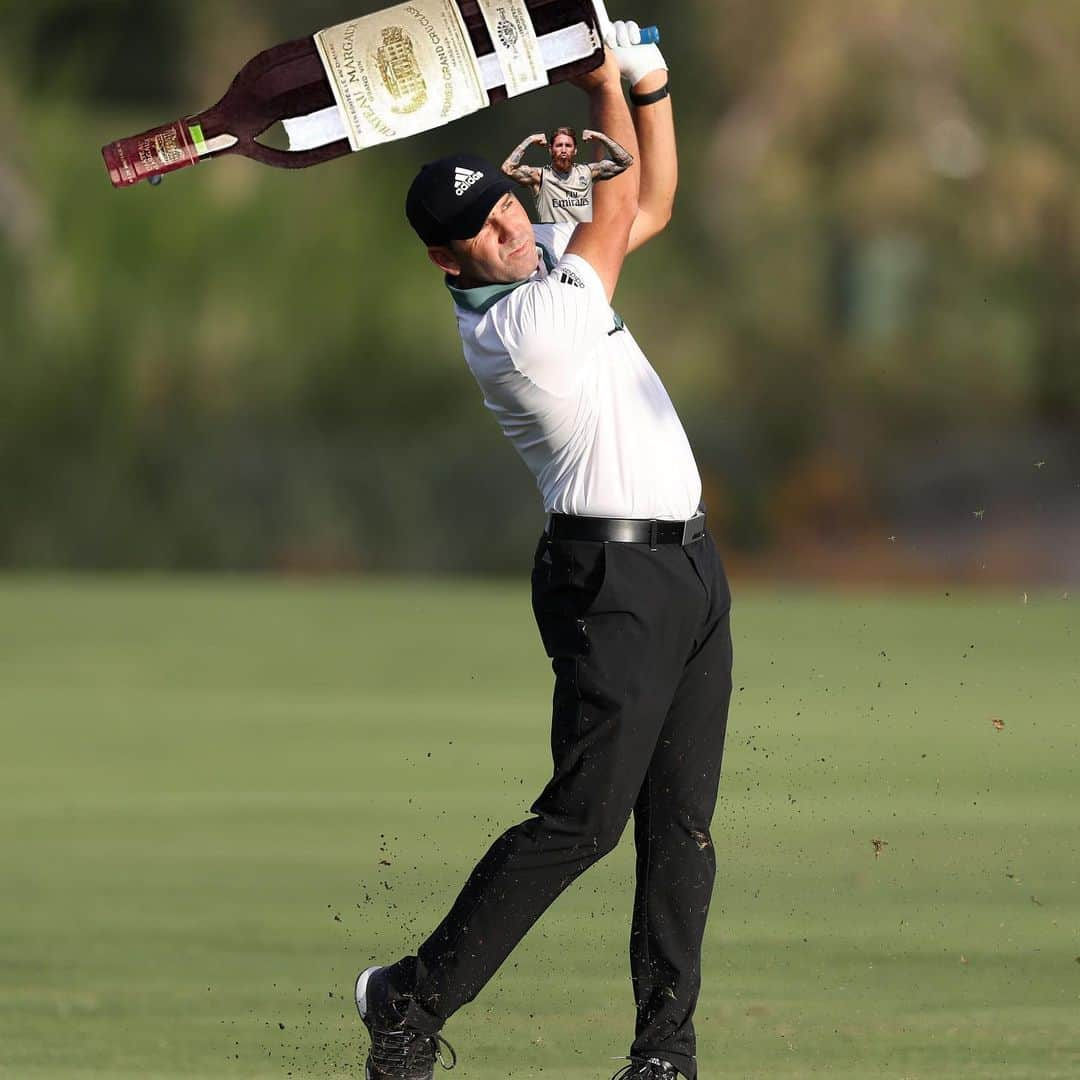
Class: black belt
546,510,706,549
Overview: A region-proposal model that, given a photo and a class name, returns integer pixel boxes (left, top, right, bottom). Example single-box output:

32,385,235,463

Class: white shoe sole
355,965,381,1021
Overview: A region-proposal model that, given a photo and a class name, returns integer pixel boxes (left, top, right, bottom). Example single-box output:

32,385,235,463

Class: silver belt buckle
681,511,706,545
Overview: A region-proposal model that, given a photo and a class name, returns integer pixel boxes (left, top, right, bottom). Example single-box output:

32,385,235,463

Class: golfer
356,23,732,1080
502,125,634,223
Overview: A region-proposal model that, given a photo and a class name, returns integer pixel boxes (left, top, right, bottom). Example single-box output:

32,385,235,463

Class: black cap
406,154,515,246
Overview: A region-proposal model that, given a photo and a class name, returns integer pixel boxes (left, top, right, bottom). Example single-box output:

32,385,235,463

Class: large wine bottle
103,0,610,188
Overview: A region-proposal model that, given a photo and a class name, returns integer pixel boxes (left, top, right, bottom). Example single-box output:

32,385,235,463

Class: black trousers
386,531,733,1079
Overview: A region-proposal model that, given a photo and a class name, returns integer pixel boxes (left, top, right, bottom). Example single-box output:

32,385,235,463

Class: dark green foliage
2,1,1080,568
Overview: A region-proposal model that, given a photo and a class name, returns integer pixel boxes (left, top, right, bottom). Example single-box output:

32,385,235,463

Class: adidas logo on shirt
455,168,484,196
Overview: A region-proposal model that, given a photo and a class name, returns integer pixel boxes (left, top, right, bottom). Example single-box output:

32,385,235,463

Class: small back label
475,0,549,97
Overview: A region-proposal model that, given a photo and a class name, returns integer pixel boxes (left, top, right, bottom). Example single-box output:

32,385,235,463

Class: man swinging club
355,19,733,1080
502,125,634,223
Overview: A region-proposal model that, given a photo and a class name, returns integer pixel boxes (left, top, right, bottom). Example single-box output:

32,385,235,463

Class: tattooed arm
501,133,547,189
582,129,635,181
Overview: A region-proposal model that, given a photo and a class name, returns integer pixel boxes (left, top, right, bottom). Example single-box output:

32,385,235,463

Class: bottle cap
102,141,138,188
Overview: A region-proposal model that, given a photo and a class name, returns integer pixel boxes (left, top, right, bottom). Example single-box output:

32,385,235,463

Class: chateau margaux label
102,0,605,188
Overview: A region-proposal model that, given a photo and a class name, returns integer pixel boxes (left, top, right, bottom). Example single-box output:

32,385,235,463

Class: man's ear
428,245,461,277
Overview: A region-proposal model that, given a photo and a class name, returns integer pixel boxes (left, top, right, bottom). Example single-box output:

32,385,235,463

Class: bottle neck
102,119,238,188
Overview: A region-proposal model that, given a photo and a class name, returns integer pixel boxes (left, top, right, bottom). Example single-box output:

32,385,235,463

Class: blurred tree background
1,0,1078,578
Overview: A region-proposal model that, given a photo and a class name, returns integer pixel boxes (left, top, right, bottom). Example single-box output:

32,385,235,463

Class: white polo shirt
448,223,702,521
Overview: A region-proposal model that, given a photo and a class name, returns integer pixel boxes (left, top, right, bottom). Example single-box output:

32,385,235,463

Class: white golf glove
604,19,668,88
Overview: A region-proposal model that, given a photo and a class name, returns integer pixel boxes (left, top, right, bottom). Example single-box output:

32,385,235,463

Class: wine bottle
103,0,612,188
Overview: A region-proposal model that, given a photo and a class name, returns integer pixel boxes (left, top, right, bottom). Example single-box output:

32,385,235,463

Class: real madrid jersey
534,165,594,224
447,223,702,522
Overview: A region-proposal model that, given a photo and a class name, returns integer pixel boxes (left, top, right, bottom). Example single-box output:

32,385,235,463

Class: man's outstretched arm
501,133,546,189
583,129,635,181
597,19,676,254
626,68,676,253
564,52,640,301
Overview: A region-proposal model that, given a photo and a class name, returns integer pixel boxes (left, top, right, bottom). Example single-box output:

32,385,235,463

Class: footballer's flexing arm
582,129,634,181
501,133,546,190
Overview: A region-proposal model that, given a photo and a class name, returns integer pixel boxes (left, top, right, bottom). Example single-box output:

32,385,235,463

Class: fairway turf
1,577,1077,1079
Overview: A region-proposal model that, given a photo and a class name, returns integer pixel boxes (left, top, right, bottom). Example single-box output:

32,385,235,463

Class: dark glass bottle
103,0,606,188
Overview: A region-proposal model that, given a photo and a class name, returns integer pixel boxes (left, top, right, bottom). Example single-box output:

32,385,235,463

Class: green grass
1,576,1078,1079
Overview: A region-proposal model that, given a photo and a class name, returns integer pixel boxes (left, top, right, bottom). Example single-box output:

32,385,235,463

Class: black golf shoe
355,965,456,1079
610,1057,681,1079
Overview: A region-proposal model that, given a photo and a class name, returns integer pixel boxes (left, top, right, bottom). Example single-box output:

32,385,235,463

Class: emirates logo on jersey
454,167,484,196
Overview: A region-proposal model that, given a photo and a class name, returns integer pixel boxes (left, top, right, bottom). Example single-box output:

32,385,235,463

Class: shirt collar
447,238,557,315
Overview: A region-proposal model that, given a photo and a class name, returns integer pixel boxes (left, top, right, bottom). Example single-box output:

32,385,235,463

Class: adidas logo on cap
455,167,484,197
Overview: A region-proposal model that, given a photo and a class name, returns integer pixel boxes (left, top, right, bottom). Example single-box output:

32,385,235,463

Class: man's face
434,193,537,287
550,134,576,172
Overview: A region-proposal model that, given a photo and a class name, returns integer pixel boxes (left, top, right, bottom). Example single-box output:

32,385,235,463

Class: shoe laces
370,1019,457,1078
610,1057,677,1080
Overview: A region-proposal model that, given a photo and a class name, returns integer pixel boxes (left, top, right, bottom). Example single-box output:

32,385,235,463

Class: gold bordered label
475,0,549,97
315,1,489,151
